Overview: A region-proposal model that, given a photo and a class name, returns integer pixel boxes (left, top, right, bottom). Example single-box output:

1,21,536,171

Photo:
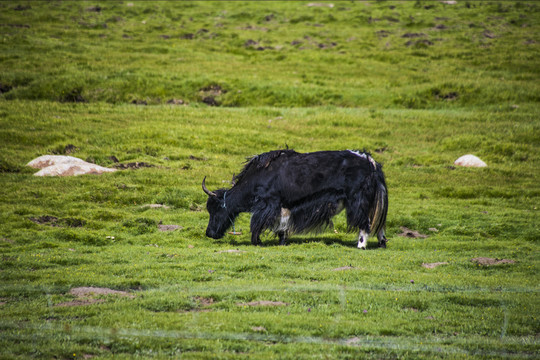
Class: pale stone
27,155,116,176
307,3,334,8
454,154,487,168
33,163,116,176
27,155,88,169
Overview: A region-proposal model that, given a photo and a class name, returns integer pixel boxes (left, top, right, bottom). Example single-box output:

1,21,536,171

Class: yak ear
202,177,216,197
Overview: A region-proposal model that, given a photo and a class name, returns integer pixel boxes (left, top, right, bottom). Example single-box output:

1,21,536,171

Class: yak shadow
224,233,383,250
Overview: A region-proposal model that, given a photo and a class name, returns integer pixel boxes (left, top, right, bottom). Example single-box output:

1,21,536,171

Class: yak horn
202,176,216,197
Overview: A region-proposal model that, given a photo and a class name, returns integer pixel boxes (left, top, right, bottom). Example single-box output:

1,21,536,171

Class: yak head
202,177,234,239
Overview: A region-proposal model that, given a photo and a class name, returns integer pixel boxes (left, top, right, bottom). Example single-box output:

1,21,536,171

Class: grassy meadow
1,1,539,359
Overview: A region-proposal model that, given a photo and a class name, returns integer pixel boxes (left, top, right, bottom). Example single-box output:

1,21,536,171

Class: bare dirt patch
69,287,134,298
346,337,361,345
402,32,426,38
158,224,182,232
398,227,428,238
405,39,434,47
29,216,85,228
332,266,355,271
55,299,105,307
55,287,135,307
167,98,184,105
114,162,155,170
194,296,214,307
422,262,449,269
237,301,289,307
471,257,515,266
177,296,215,313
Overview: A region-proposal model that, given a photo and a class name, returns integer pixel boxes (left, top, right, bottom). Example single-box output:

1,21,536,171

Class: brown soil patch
55,299,105,307
56,287,135,307
167,99,184,105
237,301,289,307
471,257,515,266
114,162,155,170
405,39,434,47
29,216,85,228
483,30,496,39
346,337,361,345
398,227,428,238
422,262,449,269
69,286,134,298
332,266,355,271
194,296,214,307
402,32,426,38
376,30,391,38
158,224,182,232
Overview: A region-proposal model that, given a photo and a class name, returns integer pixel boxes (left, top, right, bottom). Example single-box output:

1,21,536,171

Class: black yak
202,149,388,249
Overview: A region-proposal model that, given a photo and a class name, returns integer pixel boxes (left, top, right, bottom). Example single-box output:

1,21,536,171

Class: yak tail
369,167,388,242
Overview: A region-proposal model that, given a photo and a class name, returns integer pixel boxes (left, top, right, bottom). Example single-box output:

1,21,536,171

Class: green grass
1,1,539,359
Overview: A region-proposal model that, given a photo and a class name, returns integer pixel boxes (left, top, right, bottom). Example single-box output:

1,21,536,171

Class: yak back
233,149,299,186
277,150,378,207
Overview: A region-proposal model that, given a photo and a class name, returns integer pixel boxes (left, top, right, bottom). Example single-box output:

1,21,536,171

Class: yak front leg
357,230,368,250
250,200,280,246
251,231,263,246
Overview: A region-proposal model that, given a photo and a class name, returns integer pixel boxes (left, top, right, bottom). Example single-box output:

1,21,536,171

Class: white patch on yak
358,230,368,250
277,208,291,232
348,150,377,169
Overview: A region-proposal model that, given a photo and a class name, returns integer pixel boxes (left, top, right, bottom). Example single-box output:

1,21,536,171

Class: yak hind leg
377,230,387,248
277,208,291,246
357,230,368,250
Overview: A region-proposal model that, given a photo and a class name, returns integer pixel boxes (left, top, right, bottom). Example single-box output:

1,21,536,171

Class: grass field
1,1,539,359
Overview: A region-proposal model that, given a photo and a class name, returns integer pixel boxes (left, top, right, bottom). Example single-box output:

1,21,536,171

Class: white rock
33,163,116,177
27,155,116,176
27,155,88,169
454,154,487,168
307,3,334,8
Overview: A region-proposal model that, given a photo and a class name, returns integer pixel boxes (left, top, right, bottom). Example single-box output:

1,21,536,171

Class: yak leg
251,232,262,246
277,208,291,246
377,230,387,248
358,230,368,250
346,194,371,250
278,231,288,246
250,199,280,246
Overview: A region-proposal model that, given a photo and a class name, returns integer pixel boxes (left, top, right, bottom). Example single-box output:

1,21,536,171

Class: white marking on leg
358,230,368,250
278,208,291,232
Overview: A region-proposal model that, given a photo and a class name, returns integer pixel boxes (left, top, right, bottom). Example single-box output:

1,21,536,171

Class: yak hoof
378,241,387,249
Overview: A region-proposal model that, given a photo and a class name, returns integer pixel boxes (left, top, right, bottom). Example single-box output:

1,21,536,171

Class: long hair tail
369,166,388,241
